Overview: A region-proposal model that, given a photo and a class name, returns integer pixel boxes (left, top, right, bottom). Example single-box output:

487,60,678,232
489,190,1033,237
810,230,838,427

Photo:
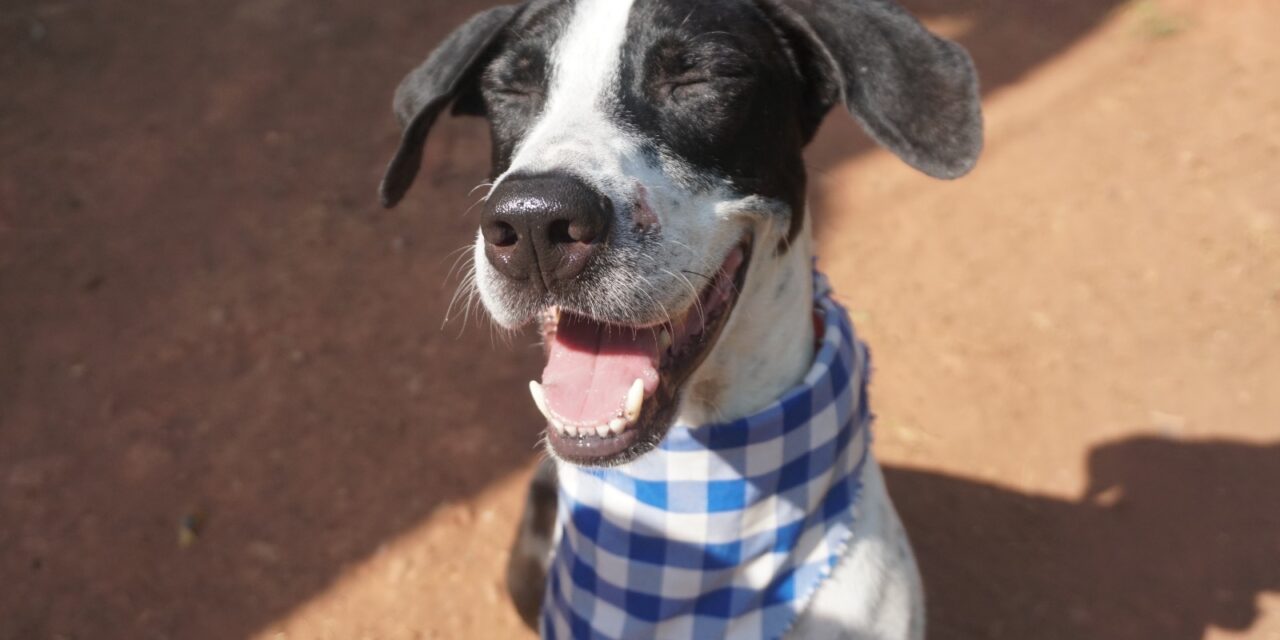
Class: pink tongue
541,314,660,426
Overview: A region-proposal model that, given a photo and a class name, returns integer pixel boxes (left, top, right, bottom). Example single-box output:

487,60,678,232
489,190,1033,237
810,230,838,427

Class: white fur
499,0,636,183
675,212,815,425
474,2,925,636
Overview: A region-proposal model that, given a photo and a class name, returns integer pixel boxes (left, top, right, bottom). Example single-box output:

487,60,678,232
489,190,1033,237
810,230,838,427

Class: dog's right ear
379,5,520,208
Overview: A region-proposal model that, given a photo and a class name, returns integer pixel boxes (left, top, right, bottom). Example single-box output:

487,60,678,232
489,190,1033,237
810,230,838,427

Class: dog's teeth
563,422,579,437
529,381,552,422
609,418,627,435
658,329,672,351
625,378,645,423
595,423,610,437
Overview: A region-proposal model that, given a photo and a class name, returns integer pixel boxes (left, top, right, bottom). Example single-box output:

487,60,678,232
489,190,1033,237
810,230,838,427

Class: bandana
541,271,873,640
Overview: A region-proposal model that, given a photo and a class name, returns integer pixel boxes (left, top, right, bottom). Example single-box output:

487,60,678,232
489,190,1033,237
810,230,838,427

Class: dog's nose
481,174,612,287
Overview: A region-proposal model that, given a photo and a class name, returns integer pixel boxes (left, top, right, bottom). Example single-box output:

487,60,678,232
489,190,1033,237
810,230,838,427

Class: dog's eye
483,51,547,102
482,78,545,107
662,76,712,100
648,41,752,103
491,85,540,99
659,70,751,104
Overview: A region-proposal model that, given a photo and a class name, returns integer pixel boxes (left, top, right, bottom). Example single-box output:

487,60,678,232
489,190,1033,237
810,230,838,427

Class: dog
379,1,981,637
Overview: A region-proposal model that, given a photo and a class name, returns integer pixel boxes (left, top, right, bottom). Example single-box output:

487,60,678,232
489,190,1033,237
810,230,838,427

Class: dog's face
380,0,982,466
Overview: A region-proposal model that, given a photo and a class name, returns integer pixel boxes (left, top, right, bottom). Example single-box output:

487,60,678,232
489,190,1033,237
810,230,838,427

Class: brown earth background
2,0,1278,638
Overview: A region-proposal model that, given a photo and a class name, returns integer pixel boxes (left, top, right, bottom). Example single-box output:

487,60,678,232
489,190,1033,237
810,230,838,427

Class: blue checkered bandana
541,271,873,640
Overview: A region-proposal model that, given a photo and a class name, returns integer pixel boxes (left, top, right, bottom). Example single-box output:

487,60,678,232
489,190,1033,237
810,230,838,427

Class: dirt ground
2,0,1277,639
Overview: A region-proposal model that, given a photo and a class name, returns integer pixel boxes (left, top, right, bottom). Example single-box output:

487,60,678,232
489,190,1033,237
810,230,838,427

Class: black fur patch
505,458,559,630
477,0,579,175
616,0,811,238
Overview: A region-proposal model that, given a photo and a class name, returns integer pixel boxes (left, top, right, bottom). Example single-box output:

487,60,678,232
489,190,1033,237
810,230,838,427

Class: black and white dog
380,1,981,637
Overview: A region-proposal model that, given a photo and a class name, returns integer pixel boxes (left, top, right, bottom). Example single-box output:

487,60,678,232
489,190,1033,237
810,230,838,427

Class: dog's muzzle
476,172,754,467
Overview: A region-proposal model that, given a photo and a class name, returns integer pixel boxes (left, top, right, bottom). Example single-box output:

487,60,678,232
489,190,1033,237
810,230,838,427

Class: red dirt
2,1,1277,639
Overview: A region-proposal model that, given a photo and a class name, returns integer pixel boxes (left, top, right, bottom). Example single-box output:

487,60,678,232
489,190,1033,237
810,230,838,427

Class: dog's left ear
762,0,983,178
380,5,520,208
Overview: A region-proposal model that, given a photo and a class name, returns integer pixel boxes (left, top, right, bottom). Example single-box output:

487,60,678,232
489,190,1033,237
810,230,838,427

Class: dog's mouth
528,239,751,466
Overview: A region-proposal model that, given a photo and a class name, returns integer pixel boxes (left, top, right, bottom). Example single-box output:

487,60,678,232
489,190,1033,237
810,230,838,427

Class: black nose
480,174,613,288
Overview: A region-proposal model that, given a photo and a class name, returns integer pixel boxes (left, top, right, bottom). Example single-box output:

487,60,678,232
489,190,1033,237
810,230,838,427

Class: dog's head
380,0,981,466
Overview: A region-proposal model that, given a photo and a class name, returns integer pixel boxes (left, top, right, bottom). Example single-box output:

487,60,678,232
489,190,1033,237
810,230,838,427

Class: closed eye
660,70,750,101
663,76,711,97
648,38,753,102
493,86,540,98
483,48,547,101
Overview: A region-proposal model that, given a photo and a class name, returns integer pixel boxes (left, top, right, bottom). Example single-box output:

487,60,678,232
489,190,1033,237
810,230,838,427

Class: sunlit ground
252,2,1279,639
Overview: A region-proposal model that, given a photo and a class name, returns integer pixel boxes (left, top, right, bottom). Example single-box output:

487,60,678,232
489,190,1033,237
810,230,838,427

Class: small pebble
178,512,204,548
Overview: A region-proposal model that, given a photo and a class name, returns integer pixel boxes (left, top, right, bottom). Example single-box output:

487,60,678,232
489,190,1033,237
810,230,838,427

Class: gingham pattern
542,272,873,640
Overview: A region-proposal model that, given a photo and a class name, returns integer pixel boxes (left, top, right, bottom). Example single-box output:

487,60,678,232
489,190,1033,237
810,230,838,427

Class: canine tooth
529,381,552,422
625,378,645,422
609,418,627,435
658,329,672,351
595,424,611,438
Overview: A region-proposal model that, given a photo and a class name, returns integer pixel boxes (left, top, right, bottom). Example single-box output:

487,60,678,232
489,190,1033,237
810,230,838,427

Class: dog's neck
676,218,816,426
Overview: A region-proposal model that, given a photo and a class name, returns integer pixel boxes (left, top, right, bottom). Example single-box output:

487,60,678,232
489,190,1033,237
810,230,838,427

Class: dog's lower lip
544,423,643,462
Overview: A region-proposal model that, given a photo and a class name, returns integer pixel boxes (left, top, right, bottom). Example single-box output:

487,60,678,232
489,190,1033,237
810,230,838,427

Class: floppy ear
379,5,520,208
763,0,983,179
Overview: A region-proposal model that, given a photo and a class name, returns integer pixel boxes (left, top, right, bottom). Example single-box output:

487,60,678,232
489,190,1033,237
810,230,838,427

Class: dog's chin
528,238,752,467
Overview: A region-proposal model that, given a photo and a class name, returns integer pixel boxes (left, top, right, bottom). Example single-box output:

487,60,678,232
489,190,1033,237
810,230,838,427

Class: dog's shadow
873,436,1280,639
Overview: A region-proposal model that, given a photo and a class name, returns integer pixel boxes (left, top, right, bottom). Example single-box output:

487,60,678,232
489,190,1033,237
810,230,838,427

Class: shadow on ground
887,437,1280,639
3,0,1223,638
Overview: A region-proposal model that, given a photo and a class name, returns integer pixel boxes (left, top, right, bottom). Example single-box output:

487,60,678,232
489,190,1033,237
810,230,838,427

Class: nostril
547,219,601,245
567,221,599,244
547,219,575,245
485,221,520,247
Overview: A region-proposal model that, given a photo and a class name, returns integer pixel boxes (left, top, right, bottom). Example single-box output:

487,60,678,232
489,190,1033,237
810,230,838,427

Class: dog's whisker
678,9,695,29
687,30,732,44
462,195,488,218
443,243,475,284
444,262,479,333
680,270,714,283
633,278,674,329
666,239,721,276
662,267,705,328
443,256,474,323
468,181,495,198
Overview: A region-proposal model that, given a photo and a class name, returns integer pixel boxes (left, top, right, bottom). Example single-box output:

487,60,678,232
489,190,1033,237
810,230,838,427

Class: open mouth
528,240,752,466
